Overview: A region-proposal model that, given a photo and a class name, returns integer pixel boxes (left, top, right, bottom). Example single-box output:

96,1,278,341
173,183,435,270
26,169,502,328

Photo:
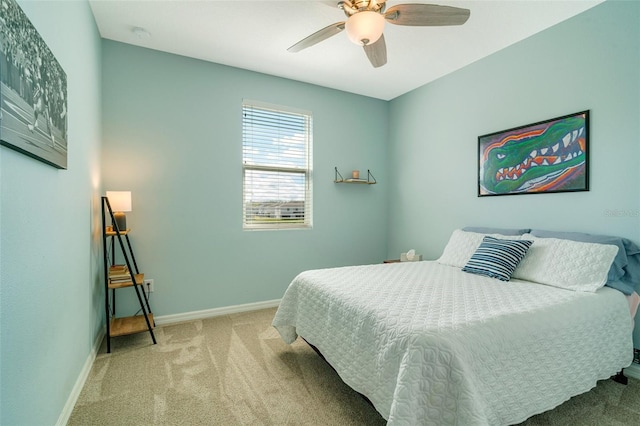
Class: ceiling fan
288,1,470,68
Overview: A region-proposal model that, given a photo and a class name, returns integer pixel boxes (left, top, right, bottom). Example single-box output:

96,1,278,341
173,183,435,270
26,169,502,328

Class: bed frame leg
613,370,628,385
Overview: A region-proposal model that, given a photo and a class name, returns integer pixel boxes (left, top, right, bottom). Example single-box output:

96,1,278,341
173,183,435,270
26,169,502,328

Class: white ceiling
89,0,603,101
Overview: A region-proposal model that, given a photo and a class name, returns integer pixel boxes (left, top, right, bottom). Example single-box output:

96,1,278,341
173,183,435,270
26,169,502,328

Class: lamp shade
345,11,385,46
106,191,132,212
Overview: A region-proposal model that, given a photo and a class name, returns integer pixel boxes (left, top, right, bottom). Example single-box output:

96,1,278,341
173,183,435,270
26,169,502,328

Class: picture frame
0,0,68,169
478,110,589,197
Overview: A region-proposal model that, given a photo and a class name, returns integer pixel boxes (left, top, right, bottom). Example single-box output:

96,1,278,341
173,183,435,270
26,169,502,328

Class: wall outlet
144,279,154,293
634,348,640,365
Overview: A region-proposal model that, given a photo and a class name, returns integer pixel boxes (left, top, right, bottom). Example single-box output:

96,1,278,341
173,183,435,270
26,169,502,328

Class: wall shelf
334,167,376,184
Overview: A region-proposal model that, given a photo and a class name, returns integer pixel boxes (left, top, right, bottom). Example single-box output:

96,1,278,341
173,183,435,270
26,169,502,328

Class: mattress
272,261,633,425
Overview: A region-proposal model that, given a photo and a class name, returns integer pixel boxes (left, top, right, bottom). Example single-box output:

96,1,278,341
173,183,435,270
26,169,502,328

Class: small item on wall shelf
401,249,422,262
334,166,377,184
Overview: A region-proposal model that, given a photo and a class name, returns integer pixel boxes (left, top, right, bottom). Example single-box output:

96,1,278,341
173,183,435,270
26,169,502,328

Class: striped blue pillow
462,236,533,281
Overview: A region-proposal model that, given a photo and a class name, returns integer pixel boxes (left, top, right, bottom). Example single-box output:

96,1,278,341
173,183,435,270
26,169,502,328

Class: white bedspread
272,261,633,425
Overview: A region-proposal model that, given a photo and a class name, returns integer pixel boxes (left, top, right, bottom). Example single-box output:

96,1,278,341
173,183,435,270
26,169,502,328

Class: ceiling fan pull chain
339,1,356,16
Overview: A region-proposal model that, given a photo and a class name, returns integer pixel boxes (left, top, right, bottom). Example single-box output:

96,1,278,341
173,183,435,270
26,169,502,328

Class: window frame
242,100,313,231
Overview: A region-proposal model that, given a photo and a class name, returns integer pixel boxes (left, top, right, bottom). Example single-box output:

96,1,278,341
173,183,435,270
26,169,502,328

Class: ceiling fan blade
385,4,470,26
288,22,346,53
363,34,387,68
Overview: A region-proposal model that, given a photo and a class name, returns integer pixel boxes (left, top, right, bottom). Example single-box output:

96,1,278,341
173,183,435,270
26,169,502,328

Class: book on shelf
109,272,135,281
109,266,132,281
109,264,128,272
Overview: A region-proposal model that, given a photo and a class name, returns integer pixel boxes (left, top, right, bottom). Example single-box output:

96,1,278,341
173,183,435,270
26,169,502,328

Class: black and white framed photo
0,0,68,169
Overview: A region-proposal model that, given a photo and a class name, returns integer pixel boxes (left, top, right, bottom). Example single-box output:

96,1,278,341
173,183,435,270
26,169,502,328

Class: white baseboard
154,299,281,326
56,326,106,426
624,363,640,380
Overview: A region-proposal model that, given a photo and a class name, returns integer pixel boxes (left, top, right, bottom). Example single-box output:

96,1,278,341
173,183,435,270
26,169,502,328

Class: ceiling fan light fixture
345,11,384,46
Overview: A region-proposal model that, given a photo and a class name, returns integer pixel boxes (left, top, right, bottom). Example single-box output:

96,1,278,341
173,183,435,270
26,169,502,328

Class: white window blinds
242,101,313,230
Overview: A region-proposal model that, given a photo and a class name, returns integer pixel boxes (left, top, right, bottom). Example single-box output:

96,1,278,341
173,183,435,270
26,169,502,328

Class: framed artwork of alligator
478,110,589,197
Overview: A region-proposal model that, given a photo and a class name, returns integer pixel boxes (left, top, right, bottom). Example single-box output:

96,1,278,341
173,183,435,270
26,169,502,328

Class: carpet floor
68,307,640,425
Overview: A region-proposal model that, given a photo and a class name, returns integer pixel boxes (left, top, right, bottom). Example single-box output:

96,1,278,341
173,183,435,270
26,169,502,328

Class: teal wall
388,1,640,342
2,1,638,423
0,1,103,425
101,41,389,317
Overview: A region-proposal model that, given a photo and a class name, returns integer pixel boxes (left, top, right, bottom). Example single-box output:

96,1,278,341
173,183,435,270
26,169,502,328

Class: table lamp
106,191,132,232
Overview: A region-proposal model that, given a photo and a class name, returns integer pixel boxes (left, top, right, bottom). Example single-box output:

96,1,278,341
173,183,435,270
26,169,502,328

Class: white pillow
512,234,619,292
437,229,522,268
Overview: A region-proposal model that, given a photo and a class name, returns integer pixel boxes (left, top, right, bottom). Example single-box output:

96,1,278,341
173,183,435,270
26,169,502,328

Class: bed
272,228,640,425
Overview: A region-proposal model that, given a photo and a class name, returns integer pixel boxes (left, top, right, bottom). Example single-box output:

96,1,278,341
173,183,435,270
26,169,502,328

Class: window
242,100,313,230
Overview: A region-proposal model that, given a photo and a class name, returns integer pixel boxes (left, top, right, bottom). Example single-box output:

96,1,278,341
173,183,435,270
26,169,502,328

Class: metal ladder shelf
101,196,156,353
